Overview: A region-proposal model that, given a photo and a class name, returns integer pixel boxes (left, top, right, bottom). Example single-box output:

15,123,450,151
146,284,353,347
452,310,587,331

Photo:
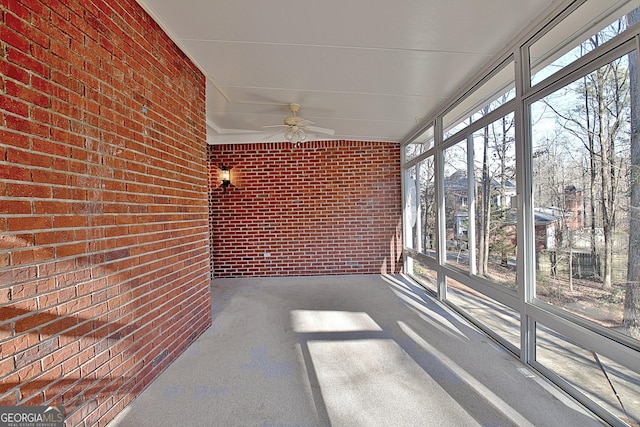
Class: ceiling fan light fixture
285,128,295,141
264,103,333,143
285,126,306,143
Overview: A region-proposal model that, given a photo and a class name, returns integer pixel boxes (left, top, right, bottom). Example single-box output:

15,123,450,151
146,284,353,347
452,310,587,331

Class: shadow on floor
108,274,605,427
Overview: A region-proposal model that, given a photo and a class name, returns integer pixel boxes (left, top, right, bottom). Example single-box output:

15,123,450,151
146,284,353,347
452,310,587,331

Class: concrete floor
108,274,606,426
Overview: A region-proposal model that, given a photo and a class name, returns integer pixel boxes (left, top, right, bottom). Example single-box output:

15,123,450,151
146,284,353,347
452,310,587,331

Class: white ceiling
135,0,558,144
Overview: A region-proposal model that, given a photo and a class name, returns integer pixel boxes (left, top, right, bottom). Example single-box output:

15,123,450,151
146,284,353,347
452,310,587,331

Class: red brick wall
0,1,211,425
208,141,403,277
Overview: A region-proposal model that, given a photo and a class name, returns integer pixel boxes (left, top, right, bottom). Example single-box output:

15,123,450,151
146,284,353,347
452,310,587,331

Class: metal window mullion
435,117,447,300
415,163,423,254
401,144,411,274
515,43,536,364
467,133,477,275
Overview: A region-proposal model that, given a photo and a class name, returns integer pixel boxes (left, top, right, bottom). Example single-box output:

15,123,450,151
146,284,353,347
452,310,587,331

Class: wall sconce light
220,165,231,193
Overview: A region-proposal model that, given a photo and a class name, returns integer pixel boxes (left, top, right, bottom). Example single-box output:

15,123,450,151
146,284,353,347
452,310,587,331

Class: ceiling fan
265,103,335,143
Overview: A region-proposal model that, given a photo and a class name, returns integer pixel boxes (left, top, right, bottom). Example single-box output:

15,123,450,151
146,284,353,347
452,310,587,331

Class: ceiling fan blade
263,129,286,140
263,124,287,129
306,125,335,135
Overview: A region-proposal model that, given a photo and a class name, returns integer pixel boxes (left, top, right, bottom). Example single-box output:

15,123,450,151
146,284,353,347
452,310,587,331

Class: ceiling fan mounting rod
289,103,301,114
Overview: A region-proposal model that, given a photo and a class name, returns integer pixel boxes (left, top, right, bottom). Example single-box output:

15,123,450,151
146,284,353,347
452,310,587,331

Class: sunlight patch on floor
291,310,382,333
307,338,480,426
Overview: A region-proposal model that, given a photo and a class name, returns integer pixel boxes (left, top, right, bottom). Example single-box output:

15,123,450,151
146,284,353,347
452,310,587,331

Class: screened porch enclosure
402,1,640,426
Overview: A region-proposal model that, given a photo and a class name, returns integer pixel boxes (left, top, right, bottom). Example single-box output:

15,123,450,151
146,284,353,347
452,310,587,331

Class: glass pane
406,256,437,294
405,126,434,161
530,0,640,86
443,141,470,272
405,167,419,251
446,277,520,350
471,112,517,290
536,322,640,425
405,157,437,257
417,157,436,257
531,49,639,343
443,61,515,140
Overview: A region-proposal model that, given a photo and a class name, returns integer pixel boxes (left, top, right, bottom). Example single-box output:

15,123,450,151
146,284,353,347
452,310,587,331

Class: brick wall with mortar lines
208,141,403,277
0,1,211,426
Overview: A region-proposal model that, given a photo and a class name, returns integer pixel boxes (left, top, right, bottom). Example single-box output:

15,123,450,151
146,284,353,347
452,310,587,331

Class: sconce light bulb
220,166,231,193
285,128,294,141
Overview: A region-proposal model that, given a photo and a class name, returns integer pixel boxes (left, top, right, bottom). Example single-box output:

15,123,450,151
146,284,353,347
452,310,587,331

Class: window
531,48,636,341
405,126,434,161
529,0,640,86
443,60,515,140
402,1,640,424
404,157,437,258
443,141,470,272
471,112,517,289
